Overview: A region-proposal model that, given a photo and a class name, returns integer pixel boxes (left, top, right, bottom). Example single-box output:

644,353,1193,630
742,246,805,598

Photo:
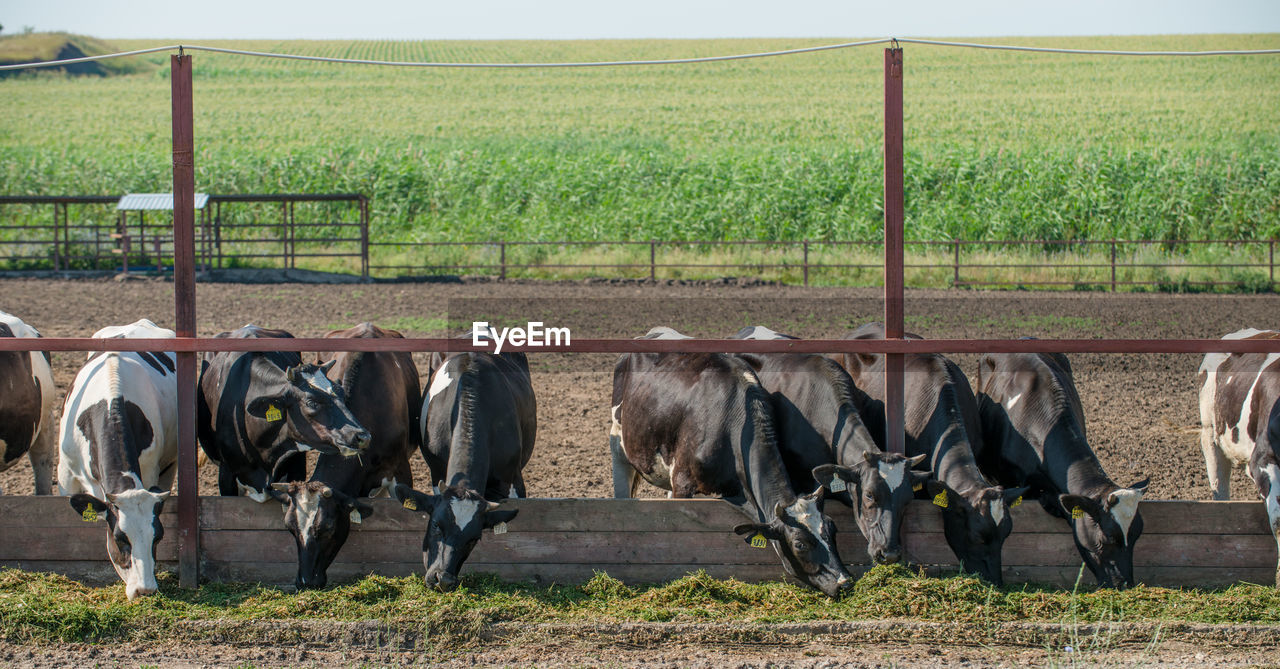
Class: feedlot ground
3,278,1279,501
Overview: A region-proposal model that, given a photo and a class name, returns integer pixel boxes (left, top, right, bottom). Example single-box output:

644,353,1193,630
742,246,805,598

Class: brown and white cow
0,310,55,495
611,327,854,597
731,326,929,566
1198,328,1280,586
839,323,1025,586
58,320,177,600
269,322,422,590
976,350,1149,589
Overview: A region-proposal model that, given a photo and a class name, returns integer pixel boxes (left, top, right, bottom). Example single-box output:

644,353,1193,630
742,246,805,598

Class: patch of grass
1,565,1277,644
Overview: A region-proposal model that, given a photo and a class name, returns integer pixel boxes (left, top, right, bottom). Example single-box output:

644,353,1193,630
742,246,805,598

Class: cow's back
1200,330,1280,459
198,325,300,453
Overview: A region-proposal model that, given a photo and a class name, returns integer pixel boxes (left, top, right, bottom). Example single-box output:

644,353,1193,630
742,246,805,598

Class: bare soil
3,278,1278,501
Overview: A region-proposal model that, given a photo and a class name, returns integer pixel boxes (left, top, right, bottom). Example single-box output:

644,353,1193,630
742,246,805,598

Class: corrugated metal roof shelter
116,193,209,210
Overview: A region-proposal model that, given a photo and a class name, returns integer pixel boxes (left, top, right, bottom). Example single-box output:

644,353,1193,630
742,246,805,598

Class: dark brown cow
839,323,1025,586
1198,328,1280,586
270,322,422,590
976,350,1149,589
611,327,854,597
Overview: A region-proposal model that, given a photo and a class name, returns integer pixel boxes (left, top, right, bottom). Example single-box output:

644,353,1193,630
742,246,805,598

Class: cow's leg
1200,426,1231,500
217,466,240,497
27,426,55,496
610,427,640,498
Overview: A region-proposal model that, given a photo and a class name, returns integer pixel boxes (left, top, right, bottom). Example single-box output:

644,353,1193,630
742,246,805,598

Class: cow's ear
925,480,958,511
1059,493,1103,520
812,464,857,491
1003,486,1030,508
909,469,933,488
484,508,518,528
69,493,108,521
268,482,292,504
349,498,374,522
392,483,436,514
1126,477,1150,495
247,396,290,420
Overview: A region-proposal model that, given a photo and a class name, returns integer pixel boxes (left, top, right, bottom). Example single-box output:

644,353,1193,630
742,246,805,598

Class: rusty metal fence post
499,241,507,280
1270,240,1275,286
953,239,960,287
1110,239,1117,292
650,241,656,281
170,53,199,589
803,241,810,287
883,46,906,456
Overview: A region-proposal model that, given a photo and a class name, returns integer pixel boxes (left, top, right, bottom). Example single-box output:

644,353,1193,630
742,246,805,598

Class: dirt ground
3,277,1279,501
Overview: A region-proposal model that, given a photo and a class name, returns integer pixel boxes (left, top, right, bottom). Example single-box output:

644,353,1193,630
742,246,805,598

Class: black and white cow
0,311,55,495
611,327,854,597
1198,328,1280,586
198,325,371,502
57,320,177,600
393,329,533,592
731,326,928,566
270,322,422,590
976,350,1149,589
839,323,1026,586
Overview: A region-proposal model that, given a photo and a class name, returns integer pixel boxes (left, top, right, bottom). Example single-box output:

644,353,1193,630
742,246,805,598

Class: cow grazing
839,323,1025,586
0,311,55,495
1198,328,1280,586
611,327,854,597
393,329,533,592
57,319,177,600
197,325,371,502
732,326,928,566
976,350,1149,589
269,322,422,590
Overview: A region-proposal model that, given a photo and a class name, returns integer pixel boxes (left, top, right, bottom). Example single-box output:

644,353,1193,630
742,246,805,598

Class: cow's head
733,487,853,598
1059,477,1149,589
814,452,929,565
393,483,518,593
269,481,373,590
247,360,371,456
926,480,1026,586
69,488,169,601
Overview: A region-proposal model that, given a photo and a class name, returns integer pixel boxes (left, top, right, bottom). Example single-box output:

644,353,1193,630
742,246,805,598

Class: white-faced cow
1197,328,1280,586
976,350,1149,589
57,319,177,601
269,322,422,590
839,323,1026,586
393,328,533,592
732,326,929,566
0,310,55,495
611,327,854,597
197,325,371,502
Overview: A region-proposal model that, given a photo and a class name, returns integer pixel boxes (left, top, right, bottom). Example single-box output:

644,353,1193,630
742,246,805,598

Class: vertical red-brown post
883,47,905,455
171,53,199,589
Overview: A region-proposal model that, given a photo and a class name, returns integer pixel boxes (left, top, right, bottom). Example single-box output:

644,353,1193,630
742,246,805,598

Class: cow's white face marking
110,488,167,600
1005,392,1022,410
786,497,829,550
1108,488,1144,545
428,368,454,400
1262,464,1280,531
450,498,483,530
292,488,323,539
876,460,906,490
990,499,1006,526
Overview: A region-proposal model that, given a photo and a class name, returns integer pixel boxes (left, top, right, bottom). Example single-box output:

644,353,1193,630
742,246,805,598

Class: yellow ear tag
913,483,923,492
402,498,417,511
827,478,846,493
81,507,99,522
493,522,508,535
1011,496,1023,508
932,490,948,508
264,404,282,422
1071,506,1084,519
750,533,768,549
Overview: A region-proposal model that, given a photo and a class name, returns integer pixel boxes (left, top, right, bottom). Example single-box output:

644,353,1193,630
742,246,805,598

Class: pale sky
4,0,1280,40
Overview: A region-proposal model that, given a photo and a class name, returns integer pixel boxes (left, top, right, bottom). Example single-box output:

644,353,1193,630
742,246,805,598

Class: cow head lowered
269,481,373,590
248,361,371,457
732,487,853,597
814,453,929,565
1059,478,1149,589
69,487,170,601
394,483,519,592
925,480,1028,586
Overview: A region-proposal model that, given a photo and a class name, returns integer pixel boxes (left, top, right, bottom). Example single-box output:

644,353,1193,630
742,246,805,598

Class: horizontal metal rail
3,337,1279,355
